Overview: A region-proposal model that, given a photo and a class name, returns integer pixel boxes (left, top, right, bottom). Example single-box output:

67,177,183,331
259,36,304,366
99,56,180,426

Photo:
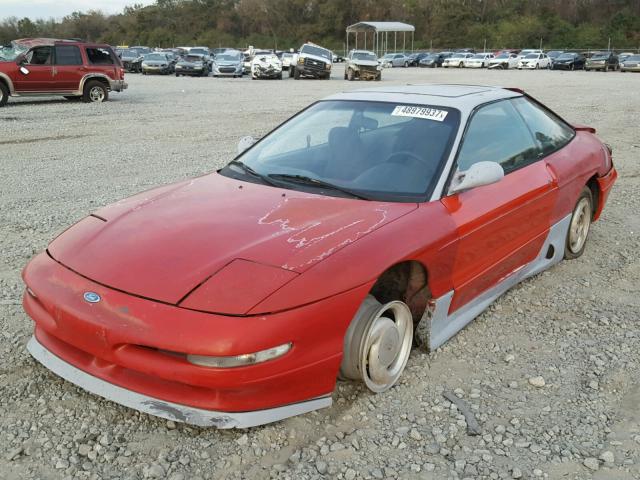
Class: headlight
176,65,183,68
298,57,304,64
325,63,331,70
186,342,292,368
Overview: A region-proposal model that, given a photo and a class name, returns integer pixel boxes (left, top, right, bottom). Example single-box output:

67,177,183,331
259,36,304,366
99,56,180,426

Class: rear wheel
564,187,593,259
83,80,108,103
340,296,413,393
0,82,9,107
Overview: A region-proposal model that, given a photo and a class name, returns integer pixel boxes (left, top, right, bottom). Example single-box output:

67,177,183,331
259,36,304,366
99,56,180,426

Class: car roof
325,84,522,113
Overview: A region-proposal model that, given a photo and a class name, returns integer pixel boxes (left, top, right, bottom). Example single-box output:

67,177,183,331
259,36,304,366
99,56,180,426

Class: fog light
187,342,292,368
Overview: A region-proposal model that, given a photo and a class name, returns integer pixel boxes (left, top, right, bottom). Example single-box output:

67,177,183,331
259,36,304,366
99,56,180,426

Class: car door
52,44,85,91
13,46,54,92
441,99,558,313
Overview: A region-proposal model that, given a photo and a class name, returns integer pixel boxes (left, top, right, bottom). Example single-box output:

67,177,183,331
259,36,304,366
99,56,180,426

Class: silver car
211,51,244,78
381,53,409,68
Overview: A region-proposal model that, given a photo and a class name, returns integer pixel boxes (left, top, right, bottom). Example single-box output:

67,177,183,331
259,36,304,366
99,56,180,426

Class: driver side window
457,100,539,174
25,47,53,65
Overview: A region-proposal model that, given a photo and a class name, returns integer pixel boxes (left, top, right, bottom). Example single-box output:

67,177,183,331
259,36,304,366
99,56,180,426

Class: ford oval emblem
83,292,101,303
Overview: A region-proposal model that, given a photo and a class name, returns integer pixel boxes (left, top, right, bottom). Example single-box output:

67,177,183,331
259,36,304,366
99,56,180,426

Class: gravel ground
1,65,639,480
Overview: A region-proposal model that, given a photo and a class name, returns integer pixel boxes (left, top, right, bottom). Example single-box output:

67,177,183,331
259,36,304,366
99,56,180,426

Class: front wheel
404,61,409,68
564,187,593,259
83,80,108,103
294,68,300,80
347,68,355,81
340,296,413,393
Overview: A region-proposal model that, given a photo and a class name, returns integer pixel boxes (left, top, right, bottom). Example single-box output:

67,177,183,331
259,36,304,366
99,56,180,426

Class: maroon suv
0,38,127,107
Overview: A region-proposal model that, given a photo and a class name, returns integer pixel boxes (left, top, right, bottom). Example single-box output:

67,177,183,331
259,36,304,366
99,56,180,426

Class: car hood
48,173,416,306
350,60,378,67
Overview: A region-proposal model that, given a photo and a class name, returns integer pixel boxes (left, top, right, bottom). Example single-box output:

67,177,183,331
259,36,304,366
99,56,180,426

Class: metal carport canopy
345,22,415,57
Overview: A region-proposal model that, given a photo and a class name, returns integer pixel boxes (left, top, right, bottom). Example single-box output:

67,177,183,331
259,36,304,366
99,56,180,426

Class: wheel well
0,78,9,93
586,175,599,217
84,77,110,91
369,261,431,323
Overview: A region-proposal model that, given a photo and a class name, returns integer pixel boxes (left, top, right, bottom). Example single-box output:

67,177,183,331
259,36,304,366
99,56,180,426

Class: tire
339,295,413,393
294,68,300,80
564,187,593,260
83,80,108,103
0,81,8,107
289,67,294,78
570,63,574,71
535,63,539,69
277,72,282,80
375,74,381,81
175,73,180,77
347,68,355,81
404,61,409,68
459,62,464,68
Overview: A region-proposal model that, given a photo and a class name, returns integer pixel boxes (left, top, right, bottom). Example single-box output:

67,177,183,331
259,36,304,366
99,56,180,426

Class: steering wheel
386,150,431,171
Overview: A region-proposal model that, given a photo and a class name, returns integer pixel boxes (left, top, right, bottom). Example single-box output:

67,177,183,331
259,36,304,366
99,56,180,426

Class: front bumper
296,66,330,78
176,67,206,75
142,66,170,74
22,252,364,425
27,336,331,428
252,69,281,79
621,65,640,72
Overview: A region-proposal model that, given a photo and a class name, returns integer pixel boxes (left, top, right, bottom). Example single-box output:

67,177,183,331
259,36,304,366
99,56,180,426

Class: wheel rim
358,301,413,392
89,86,105,102
569,197,591,253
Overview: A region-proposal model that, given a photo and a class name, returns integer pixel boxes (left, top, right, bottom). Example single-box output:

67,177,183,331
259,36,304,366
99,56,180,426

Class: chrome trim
426,214,571,349
27,336,332,428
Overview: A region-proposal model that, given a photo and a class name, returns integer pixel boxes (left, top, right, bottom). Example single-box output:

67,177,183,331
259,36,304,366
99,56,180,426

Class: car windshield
190,48,208,55
591,54,608,60
121,49,139,57
144,53,166,61
184,55,202,62
449,53,464,59
558,53,576,59
625,55,640,61
352,52,377,61
301,44,331,60
220,100,461,202
471,54,485,59
495,53,511,59
382,54,394,59
282,53,293,58
0,41,26,60
216,54,240,61
525,54,539,59
547,51,563,56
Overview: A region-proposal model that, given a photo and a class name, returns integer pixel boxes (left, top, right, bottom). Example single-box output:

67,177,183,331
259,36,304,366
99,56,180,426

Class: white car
251,53,283,79
443,52,473,68
517,53,551,70
380,53,409,68
281,52,294,70
516,49,543,60
488,52,519,69
463,53,494,68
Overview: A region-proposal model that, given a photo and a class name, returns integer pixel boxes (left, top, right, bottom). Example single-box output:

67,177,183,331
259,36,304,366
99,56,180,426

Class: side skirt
426,214,571,350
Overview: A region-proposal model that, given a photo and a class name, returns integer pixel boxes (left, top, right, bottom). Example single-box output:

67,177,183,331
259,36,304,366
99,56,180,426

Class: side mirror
448,161,504,195
237,136,256,154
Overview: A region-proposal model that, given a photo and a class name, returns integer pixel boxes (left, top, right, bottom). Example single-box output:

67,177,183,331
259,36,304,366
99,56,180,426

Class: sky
0,0,156,20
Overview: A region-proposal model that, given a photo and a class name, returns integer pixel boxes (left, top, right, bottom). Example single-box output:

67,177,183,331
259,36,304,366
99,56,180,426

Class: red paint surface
22,109,618,413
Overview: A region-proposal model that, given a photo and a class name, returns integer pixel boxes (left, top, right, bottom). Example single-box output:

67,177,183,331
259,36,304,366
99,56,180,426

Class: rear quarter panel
545,131,609,223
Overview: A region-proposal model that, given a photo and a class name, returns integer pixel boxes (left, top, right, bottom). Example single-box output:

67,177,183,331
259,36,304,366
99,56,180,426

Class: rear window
55,45,83,65
86,47,115,65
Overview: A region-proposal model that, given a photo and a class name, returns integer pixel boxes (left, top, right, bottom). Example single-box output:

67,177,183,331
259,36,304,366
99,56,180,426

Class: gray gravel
1,65,639,479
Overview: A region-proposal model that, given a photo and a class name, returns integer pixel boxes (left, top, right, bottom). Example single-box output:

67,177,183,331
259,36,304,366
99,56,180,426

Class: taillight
119,67,125,79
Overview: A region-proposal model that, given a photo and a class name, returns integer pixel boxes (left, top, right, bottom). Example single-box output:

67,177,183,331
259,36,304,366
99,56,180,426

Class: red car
23,85,616,428
0,38,127,107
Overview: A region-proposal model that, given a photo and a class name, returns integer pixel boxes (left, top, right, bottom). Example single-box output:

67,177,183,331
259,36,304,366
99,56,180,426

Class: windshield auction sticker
391,105,448,122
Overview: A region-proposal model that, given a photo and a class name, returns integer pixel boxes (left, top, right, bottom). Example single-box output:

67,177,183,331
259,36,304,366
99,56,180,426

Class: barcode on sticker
391,105,448,122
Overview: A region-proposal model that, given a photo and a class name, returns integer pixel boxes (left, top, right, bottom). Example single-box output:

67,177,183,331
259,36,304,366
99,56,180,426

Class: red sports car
23,85,617,428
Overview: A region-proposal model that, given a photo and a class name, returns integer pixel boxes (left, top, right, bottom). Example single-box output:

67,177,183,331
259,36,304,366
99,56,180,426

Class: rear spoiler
572,124,596,134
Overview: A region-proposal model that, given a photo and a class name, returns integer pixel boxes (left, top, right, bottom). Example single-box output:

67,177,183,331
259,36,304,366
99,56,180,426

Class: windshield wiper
228,160,279,187
267,173,370,200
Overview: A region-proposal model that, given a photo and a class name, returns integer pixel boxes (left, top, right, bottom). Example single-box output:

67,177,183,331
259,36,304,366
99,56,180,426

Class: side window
25,47,53,65
511,97,574,156
86,47,114,65
55,45,83,66
457,100,539,173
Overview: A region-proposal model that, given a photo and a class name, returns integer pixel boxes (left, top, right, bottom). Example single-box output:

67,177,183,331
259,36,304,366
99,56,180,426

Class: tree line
1,0,639,53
